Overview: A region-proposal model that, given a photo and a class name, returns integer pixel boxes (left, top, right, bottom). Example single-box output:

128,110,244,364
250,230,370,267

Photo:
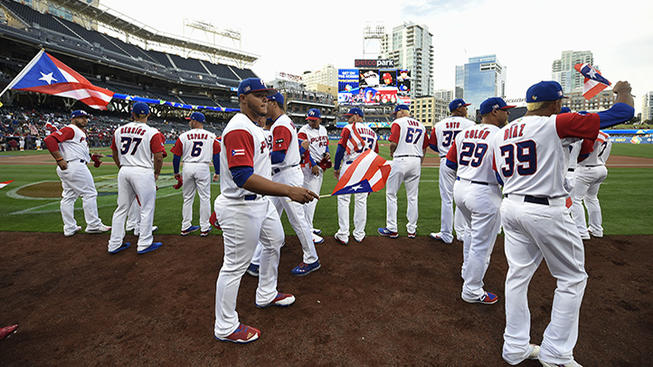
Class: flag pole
0,49,45,101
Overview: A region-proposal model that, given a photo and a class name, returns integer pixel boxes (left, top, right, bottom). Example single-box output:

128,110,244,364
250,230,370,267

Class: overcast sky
105,0,653,112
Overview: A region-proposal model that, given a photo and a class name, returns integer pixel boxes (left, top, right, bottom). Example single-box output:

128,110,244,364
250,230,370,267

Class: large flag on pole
0,50,114,109
574,63,611,100
331,150,392,196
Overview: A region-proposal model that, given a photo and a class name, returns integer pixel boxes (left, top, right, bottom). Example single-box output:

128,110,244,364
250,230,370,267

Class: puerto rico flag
0,180,14,189
574,63,611,100
331,150,391,196
2,50,114,109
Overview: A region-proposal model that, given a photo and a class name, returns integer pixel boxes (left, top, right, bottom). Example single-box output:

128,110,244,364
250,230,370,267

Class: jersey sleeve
555,113,600,140
446,139,458,164
272,125,292,152
429,128,438,152
110,135,117,151
422,132,430,149
577,138,595,162
150,132,165,154
389,124,401,144
223,129,254,168
213,137,221,154
297,131,308,141
170,138,183,156
50,126,75,143
374,139,379,153
338,127,350,146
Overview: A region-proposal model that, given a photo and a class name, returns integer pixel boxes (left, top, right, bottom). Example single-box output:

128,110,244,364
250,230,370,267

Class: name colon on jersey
465,129,491,140
446,121,461,129
120,126,146,136
504,123,526,140
186,133,209,140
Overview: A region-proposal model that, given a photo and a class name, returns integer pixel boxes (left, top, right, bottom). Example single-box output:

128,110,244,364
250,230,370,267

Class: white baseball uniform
298,123,329,231
249,128,273,268
268,114,318,265
108,122,165,252
446,124,502,300
213,112,285,338
45,124,104,235
571,131,612,238
335,122,378,243
385,116,428,234
171,129,219,232
429,116,475,242
493,112,602,365
564,140,582,192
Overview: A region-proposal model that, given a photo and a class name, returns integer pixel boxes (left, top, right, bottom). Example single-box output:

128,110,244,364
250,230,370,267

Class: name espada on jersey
446,124,500,184
298,125,328,164
52,124,90,162
339,123,378,162
271,114,300,168
220,113,271,199
580,131,612,166
492,111,601,197
389,116,428,157
430,116,476,157
171,128,218,163
111,122,165,169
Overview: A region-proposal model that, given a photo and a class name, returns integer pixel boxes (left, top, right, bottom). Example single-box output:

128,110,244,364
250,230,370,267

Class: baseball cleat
246,263,259,277
313,233,324,245
85,224,111,234
312,228,322,236
334,236,348,246
407,232,416,239
64,225,82,237
354,236,365,243
215,323,260,344
580,233,590,240
180,225,200,236
377,227,398,239
137,242,163,254
539,359,583,367
200,227,212,237
108,242,131,254
527,344,541,360
429,232,453,244
462,291,498,305
0,324,18,340
291,260,321,276
256,292,296,308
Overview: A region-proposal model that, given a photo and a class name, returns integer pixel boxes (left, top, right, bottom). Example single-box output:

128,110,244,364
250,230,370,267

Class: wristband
56,157,64,162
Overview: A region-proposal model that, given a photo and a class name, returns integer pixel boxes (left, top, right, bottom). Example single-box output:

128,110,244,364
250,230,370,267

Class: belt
567,168,575,172
394,155,422,158
457,177,489,186
504,194,566,206
67,159,86,164
272,164,299,175
345,160,353,165
581,164,603,167
243,194,258,201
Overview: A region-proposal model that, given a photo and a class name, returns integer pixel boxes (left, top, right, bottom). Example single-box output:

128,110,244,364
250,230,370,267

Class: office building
455,55,506,117
552,50,594,94
302,65,338,97
642,92,653,122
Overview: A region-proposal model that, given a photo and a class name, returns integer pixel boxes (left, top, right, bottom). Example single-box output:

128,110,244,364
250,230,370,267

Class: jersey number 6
499,140,537,177
191,141,204,157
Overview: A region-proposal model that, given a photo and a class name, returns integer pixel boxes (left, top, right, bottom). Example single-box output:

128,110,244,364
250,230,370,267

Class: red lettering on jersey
518,124,525,137
504,124,526,140
482,130,490,140
446,122,460,129
408,119,419,127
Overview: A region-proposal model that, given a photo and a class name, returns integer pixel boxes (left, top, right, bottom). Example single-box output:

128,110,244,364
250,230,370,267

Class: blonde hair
526,102,546,111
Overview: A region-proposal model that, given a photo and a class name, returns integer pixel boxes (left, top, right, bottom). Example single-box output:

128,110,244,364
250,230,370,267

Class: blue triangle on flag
333,179,372,196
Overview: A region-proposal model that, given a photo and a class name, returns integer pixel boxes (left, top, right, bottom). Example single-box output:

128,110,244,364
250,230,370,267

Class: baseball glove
91,154,102,168
318,156,332,171
173,174,183,190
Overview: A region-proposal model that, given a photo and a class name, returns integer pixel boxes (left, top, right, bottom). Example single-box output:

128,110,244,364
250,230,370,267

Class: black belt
582,164,602,167
67,159,86,164
456,177,489,186
567,168,575,172
394,155,422,158
272,164,299,175
244,194,257,201
505,194,549,205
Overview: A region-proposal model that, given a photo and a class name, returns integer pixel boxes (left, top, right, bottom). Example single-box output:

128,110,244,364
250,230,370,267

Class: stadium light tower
363,22,385,59
183,19,242,50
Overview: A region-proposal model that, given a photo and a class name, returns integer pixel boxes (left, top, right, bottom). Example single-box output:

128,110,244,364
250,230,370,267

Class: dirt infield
15,181,62,198
1,232,651,365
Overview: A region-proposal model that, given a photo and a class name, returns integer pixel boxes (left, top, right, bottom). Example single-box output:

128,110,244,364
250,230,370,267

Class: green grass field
1,142,652,235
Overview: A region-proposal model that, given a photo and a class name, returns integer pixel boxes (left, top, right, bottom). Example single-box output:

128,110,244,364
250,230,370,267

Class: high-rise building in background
455,55,506,116
303,65,338,97
433,89,453,103
410,96,448,127
642,92,653,122
552,50,594,94
562,89,614,113
381,22,434,98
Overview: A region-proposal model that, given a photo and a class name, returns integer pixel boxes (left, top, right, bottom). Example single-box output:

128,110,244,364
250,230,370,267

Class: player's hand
324,152,330,160
301,140,310,150
154,172,159,181
57,160,68,171
287,186,319,203
174,173,181,180
311,165,320,176
333,169,339,179
613,81,632,95
213,173,219,182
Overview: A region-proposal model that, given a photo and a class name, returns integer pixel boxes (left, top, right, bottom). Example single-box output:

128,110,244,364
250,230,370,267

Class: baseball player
171,112,220,237
333,107,378,245
446,97,515,306
378,104,428,239
571,131,612,239
266,92,322,275
428,99,475,244
298,108,330,239
494,80,633,366
125,199,159,235
107,102,165,255
43,110,110,236
213,78,318,344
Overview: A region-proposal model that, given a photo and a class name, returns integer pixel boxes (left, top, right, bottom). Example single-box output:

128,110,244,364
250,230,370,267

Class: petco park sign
355,59,395,68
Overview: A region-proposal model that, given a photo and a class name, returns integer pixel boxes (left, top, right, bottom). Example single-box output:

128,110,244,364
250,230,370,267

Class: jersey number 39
499,140,537,177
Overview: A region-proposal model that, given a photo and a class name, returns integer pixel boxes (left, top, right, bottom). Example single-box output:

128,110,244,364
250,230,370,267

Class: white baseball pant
56,161,102,234
385,156,421,233
563,169,576,193
501,195,587,366
213,195,284,337
454,179,501,300
108,166,157,252
270,166,318,264
126,201,139,231
336,160,367,243
302,165,324,230
182,162,212,232
438,158,467,242
571,165,608,237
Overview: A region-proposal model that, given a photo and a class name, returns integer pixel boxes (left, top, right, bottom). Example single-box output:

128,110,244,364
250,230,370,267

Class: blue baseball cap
237,77,275,96
190,111,206,123
70,110,89,119
393,104,410,115
267,92,284,105
132,102,150,115
449,98,471,112
306,108,321,120
560,107,571,113
344,107,364,118
479,97,516,115
526,81,567,102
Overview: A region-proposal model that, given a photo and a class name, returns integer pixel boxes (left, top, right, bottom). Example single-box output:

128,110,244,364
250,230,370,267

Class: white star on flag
350,184,362,191
38,71,57,85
